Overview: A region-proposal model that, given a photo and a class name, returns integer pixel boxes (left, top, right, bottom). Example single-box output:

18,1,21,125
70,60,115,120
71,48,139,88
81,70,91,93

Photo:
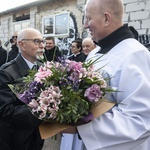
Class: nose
84,19,89,29
39,42,45,48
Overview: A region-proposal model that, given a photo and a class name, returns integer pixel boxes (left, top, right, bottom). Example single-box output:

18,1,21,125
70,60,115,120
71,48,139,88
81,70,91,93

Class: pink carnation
84,84,102,102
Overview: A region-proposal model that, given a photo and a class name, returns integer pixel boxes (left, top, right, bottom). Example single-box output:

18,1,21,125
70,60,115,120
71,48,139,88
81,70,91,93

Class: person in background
7,31,19,62
68,39,85,62
0,28,45,150
0,40,7,67
64,0,150,150
44,36,61,61
82,37,96,56
82,37,100,61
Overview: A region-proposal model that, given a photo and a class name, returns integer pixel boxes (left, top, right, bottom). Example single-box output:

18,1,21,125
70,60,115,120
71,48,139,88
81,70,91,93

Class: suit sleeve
0,71,43,130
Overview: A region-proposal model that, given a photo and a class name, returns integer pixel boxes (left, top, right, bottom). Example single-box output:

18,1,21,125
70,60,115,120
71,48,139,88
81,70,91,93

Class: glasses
22,39,45,46
71,46,77,48
12,36,17,39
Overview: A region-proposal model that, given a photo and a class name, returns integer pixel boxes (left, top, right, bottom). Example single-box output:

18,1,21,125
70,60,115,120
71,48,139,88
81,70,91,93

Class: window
43,16,54,35
42,12,69,37
13,20,30,32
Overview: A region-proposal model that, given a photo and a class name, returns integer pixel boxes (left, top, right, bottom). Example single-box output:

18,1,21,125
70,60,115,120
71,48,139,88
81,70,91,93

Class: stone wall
123,0,150,34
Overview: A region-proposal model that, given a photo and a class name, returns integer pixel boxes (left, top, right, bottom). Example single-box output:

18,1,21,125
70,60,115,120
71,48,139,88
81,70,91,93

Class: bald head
17,28,45,63
86,0,124,17
17,28,42,43
84,0,124,42
82,37,96,55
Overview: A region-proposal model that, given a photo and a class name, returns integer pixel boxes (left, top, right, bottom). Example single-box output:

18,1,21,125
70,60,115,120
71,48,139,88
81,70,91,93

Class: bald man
82,37,100,61
0,28,45,150
82,37,96,56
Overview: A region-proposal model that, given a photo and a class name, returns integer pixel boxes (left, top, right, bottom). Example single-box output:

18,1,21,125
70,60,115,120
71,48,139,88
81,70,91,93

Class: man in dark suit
68,39,86,62
0,40,7,67
0,28,45,150
44,36,61,61
7,31,19,62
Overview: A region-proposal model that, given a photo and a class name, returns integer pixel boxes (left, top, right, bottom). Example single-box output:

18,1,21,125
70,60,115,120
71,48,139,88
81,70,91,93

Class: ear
18,41,25,51
104,12,111,26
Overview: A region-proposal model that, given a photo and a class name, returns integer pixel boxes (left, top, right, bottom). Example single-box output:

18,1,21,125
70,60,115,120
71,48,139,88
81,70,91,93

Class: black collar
96,24,135,54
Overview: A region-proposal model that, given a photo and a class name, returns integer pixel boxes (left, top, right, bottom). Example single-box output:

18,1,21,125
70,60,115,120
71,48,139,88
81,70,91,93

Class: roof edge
0,0,50,15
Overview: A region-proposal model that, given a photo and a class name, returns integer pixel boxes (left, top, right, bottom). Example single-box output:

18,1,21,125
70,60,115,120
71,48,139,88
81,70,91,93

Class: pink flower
28,99,40,112
68,61,83,71
84,84,102,102
34,66,53,83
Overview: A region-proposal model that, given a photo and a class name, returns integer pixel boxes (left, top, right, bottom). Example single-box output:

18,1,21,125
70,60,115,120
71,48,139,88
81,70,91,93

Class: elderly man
0,28,45,150
82,37,100,61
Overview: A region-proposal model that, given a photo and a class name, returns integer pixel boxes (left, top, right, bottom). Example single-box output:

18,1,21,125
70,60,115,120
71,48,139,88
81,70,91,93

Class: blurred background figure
7,31,19,62
68,39,85,62
82,37,100,61
82,37,96,56
0,40,7,67
44,36,61,61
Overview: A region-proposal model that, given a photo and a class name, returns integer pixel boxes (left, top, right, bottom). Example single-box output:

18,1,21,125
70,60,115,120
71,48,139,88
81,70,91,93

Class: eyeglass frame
70,45,77,48
21,39,45,46
12,36,17,39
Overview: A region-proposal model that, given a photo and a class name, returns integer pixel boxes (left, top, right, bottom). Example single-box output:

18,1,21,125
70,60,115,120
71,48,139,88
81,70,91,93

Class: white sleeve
77,51,150,150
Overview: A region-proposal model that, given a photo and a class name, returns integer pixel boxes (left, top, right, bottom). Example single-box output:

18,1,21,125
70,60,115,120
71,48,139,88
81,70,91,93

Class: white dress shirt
77,39,150,150
21,55,36,69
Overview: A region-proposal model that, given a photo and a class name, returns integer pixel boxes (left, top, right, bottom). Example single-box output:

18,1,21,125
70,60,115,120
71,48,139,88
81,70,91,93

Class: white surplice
78,39,150,150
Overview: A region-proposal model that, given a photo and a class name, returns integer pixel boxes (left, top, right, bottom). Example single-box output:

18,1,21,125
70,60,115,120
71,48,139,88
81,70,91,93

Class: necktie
32,65,38,70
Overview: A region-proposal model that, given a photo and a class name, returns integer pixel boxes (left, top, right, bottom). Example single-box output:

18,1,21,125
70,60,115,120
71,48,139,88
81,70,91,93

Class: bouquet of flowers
10,57,114,125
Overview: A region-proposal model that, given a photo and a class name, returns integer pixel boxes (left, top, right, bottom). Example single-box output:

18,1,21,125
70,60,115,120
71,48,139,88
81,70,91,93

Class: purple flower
29,81,43,94
84,84,102,102
18,90,34,104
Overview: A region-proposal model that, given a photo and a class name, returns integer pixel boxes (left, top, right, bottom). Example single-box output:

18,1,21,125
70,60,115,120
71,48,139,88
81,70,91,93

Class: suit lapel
15,54,30,77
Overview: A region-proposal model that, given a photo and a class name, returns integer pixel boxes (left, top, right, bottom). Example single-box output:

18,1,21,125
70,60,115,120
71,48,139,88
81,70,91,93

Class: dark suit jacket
68,52,86,62
7,44,19,62
0,54,44,150
44,46,61,61
0,46,7,67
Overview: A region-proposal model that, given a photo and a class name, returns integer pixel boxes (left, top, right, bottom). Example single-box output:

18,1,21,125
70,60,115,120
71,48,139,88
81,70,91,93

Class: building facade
0,0,150,52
